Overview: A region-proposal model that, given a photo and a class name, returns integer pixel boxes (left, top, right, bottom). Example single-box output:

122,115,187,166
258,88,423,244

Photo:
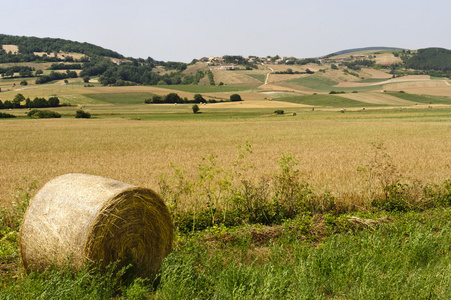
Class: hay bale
20,173,173,277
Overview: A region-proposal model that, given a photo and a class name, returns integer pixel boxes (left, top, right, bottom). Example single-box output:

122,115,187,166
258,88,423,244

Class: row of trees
0,34,123,59
343,59,375,70
0,66,35,78
274,68,314,75
145,93,242,104
48,63,82,70
0,94,60,109
35,70,78,84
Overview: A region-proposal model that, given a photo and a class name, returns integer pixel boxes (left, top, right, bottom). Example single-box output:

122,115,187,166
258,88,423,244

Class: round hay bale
20,173,173,277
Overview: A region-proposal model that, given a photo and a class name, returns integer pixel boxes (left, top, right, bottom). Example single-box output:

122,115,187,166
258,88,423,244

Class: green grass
246,74,266,82
84,92,156,104
155,210,451,299
388,93,451,105
275,94,383,107
0,77,37,83
286,75,339,90
358,78,390,83
152,84,254,93
282,74,385,93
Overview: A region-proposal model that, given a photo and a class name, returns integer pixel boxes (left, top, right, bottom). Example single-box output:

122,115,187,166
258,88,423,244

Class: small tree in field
75,110,91,118
192,104,200,114
230,94,242,102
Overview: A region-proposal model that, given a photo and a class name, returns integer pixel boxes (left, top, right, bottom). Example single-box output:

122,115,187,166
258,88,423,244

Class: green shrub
274,110,284,115
230,94,242,102
0,112,16,118
192,104,200,114
27,109,61,119
75,110,91,118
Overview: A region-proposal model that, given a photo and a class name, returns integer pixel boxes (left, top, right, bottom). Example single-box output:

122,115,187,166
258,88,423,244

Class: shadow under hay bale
19,173,173,278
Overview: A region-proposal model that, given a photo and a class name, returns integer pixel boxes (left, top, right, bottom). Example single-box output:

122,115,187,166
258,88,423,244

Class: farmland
2,44,451,298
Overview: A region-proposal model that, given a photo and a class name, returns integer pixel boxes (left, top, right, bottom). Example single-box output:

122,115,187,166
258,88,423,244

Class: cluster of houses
199,56,294,66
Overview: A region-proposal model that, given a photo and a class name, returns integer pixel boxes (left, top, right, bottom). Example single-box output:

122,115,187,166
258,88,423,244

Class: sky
2,0,451,62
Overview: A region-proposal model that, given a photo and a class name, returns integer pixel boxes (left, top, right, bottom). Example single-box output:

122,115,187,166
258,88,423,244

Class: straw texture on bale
20,173,173,277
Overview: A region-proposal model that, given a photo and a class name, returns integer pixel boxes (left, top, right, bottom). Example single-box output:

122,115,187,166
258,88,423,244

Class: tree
192,104,200,114
230,94,242,102
164,93,182,103
12,93,25,108
5,69,14,77
20,80,28,86
151,95,163,103
83,75,90,83
35,69,43,76
194,94,205,103
48,97,60,107
3,101,13,109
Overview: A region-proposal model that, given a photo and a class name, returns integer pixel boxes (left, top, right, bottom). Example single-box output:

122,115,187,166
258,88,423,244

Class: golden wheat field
1,114,450,209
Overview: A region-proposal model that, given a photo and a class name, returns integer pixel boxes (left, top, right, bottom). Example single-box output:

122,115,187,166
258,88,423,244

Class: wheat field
1,113,450,207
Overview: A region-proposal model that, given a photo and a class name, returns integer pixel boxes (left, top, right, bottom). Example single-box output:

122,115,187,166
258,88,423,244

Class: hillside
0,34,123,60
403,48,451,72
329,46,404,56
1,34,451,110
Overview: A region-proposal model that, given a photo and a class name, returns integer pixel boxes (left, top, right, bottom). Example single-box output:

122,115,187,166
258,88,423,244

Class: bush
192,104,200,114
75,110,91,118
274,110,284,115
329,91,345,94
230,94,242,102
0,112,16,118
20,80,28,86
27,109,61,119
164,93,183,104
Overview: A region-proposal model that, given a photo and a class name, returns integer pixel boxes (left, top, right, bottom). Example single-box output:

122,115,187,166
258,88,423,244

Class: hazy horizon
2,0,451,62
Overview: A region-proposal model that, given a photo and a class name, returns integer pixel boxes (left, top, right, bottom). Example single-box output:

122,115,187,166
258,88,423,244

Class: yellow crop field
1,114,450,211
2,45,19,54
340,93,417,105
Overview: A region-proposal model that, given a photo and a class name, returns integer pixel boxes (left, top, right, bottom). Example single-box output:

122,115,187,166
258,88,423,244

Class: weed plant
160,142,451,233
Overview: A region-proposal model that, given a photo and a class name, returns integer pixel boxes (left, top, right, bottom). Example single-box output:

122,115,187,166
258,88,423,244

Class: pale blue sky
2,0,451,62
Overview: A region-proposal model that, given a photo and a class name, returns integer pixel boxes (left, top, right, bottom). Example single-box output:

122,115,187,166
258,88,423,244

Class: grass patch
246,74,266,82
275,94,383,107
153,84,253,93
84,92,156,104
0,77,38,83
155,210,451,299
388,93,451,105
286,75,339,90
358,78,389,83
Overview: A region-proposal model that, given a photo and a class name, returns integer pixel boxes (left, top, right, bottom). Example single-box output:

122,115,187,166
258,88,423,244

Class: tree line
402,48,451,72
0,94,60,109
0,66,34,78
0,34,123,59
144,93,242,104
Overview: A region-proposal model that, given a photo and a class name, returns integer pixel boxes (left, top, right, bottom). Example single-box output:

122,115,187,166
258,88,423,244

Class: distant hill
329,47,405,56
403,47,451,72
0,34,124,59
